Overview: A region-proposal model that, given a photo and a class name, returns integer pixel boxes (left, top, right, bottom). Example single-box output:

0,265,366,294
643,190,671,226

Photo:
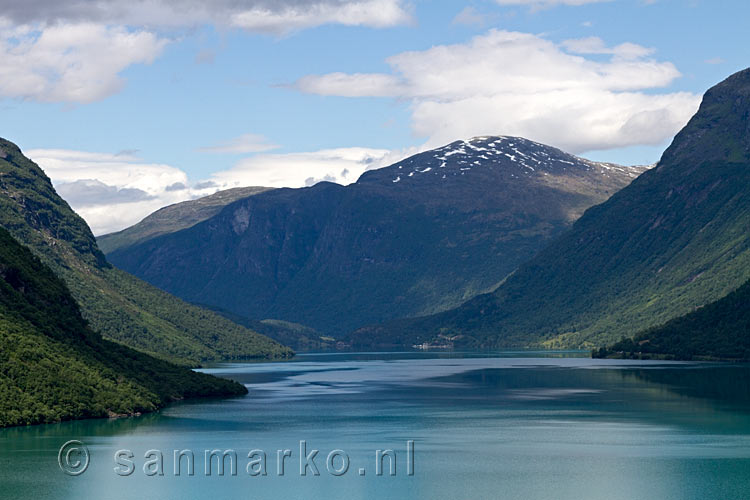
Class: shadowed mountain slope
107,136,645,335
349,68,750,350
97,186,273,254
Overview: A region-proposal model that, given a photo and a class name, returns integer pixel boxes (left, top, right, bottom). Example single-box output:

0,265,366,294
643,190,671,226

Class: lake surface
2,351,750,500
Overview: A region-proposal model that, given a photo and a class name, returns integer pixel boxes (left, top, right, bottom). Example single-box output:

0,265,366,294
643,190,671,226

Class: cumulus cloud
28,145,396,234
199,133,280,154
0,21,168,103
27,148,197,234
30,149,188,190
295,30,701,154
0,0,412,34
209,148,392,189
0,0,411,102
230,0,413,34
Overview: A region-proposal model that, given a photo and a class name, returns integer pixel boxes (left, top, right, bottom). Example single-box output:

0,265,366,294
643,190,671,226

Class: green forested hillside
0,227,247,427
0,138,291,365
595,280,750,360
349,68,750,350
208,306,335,350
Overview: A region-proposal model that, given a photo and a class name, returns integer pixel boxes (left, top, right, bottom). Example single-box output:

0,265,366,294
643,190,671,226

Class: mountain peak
361,135,646,187
660,67,750,168
0,137,291,364
350,70,750,351
0,137,109,270
107,135,645,336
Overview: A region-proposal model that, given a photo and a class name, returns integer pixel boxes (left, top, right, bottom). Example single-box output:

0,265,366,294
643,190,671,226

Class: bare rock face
231,205,251,235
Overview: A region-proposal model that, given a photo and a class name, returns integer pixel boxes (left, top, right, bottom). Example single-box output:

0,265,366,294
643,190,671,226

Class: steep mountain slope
595,279,750,360
97,186,273,254
351,68,750,350
107,136,645,335
0,138,291,365
0,227,246,427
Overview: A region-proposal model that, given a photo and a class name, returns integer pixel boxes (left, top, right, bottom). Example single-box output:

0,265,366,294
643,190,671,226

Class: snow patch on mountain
387,136,650,185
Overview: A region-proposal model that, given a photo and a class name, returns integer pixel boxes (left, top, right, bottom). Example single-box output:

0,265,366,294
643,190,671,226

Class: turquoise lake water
2,351,750,499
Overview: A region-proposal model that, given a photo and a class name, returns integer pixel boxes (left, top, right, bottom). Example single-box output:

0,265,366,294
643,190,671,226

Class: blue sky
0,0,748,233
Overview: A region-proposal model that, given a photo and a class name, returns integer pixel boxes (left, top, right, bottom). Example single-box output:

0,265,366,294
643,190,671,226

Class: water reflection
1,352,749,500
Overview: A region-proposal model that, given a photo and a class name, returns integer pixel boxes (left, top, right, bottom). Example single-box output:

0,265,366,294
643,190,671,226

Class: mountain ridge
97,186,273,254
347,68,750,350
106,135,646,335
0,226,247,428
0,137,292,365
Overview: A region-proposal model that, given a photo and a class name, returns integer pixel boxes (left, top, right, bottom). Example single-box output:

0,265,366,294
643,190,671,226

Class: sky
1,0,748,234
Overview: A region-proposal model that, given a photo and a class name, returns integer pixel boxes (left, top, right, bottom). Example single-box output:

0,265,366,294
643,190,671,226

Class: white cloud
29,149,188,192
561,37,655,59
0,23,167,102
27,148,198,234
230,0,412,34
27,145,396,234
295,30,701,154
0,0,411,102
199,133,280,154
0,21,168,103
0,0,412,34
210,148,392,188
295,73,404,97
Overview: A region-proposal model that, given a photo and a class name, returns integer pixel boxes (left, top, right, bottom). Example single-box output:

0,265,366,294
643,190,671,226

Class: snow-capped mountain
106,136,648,339
350,69,750,352
362,136,647,189
381,136,645,184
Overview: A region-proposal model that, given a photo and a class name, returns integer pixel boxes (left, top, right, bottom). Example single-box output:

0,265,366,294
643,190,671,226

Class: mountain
0,226,247,427
253,319,335,350
350,68,750,350
97,186,273,254
106,136,646,335
208,308,334,351
0,138,291,365
594,279,750,360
